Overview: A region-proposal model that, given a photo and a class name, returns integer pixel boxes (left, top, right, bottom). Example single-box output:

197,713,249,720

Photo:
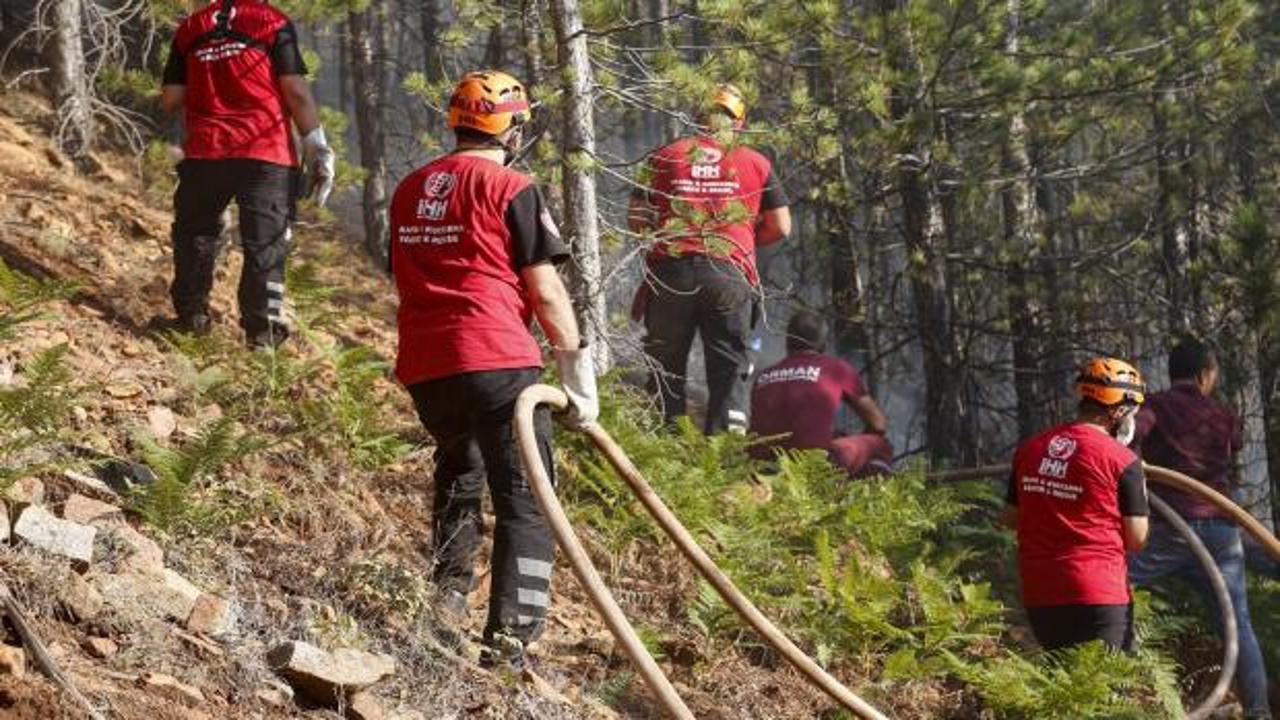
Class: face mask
502,126,525,167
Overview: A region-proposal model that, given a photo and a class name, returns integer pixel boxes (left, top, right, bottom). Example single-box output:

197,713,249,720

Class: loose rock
147,406,177,440
58,470,121,504
13,505,96,565
267,641,396,706
58,572,104,622
346,691,387,720
5,477,45,509
186,593,236,638
96,523,164,574
138,671,205,707
94,568,201,622
63,493,123,526
0,645,24,678
80,636,118,659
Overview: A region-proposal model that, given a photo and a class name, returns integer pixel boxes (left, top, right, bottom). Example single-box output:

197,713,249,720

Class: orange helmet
447,71,531,136
1077,357,1146,407
710,83,747,125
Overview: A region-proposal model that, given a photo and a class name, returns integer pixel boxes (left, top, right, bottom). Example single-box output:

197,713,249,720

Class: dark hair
1168,339,1216,381
454,126,500,144
786,311,828,354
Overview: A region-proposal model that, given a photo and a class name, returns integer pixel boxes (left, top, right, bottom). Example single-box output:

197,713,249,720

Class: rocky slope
0,90,835,720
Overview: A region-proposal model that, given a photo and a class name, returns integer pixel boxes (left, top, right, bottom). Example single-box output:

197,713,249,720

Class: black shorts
1026,603,1133,652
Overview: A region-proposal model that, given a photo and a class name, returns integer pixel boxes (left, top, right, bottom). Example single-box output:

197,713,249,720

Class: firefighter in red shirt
749,311,892,478
389,71,598,668
159,0,334,349
628,84,791,434
1003,357,1151,651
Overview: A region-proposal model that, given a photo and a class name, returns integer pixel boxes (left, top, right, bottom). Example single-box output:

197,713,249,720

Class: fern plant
130,416,257,532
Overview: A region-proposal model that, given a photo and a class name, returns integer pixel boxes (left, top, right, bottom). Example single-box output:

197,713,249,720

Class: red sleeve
840,359,865,404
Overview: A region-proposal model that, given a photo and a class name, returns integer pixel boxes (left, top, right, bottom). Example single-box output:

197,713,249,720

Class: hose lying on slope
514,384,889,720
927,464,1248,719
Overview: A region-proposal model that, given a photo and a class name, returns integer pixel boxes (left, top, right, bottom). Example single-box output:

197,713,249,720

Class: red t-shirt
748,353,865,454
164,0,306,166
389,154,568,386
1008,423,1148,607
638,136,787,285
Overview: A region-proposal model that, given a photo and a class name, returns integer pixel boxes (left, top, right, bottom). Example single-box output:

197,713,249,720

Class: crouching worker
748,311,892,478
389,71,599,668
1003,357,1150,651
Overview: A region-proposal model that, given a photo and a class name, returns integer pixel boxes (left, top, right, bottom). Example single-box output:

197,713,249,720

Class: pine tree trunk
550,0,611,369
44,0,94,164
1002,0,1050,438
348,2,390,268
1154,89,1193,334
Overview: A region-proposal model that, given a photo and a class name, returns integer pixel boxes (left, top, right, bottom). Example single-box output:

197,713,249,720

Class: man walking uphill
1004,358,1150,651
159,0,334,349
389,70,598,668
628,84,791,434
1130,340,1272,719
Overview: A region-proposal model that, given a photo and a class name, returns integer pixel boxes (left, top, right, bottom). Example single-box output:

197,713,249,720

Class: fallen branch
0,582,106,720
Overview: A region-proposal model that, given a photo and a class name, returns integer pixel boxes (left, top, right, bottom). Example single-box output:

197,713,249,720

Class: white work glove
554,344,599,429
1114,407,1137,446
301,127,336,207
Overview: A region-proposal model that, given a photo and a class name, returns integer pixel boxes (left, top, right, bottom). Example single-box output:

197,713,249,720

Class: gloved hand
554,343,599,429
301,127,336,207
1114,406,1137,446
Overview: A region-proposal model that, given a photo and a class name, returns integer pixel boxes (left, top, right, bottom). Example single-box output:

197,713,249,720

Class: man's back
1136,385,1240,518
1010,422,1141,607
390,154,561,385
642,136,781,283
166,0,301,165
749,353,862,451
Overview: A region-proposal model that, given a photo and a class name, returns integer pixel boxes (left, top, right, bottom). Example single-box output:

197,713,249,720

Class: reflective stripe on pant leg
235,161,293,340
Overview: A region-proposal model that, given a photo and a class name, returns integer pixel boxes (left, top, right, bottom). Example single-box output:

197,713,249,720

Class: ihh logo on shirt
418,172,458,221
1038,457,1069,479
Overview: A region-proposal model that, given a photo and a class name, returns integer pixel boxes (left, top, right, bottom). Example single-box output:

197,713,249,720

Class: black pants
643,256,753,434
171,158,296,344
1027,603,1134,652
408,368,556,645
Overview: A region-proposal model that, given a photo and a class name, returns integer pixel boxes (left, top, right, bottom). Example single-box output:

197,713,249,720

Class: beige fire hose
925,463,1276,719
514,384,889,720
514,386,695,720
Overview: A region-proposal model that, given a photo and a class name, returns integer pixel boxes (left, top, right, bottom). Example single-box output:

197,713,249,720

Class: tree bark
348,1,390,268
1002,0,1050,439
549,0,611,369
44,0,94,164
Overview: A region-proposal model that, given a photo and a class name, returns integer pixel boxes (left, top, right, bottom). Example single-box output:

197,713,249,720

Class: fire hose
515,383,1276,718
514,384,889,720
924,463,1280,720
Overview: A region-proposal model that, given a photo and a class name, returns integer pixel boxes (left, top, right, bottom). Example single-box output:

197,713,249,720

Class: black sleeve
1006,471,1018,506
506,185,570,269
271,21,308,76
162,37,185,85
760,168,788,210
1117,460,1149,517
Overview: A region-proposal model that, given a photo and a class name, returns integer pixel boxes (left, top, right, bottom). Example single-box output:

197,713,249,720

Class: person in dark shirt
1130,340,1271,719
159,0,334,349
1003,357,1150,651
749,311,892,478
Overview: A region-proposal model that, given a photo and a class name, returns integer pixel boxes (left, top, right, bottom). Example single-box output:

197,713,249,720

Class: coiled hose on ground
515,384,1279,719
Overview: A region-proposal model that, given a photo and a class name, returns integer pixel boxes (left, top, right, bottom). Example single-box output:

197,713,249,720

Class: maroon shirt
1009,423,1147,607
1134,384,1242,519
749,352,865,454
